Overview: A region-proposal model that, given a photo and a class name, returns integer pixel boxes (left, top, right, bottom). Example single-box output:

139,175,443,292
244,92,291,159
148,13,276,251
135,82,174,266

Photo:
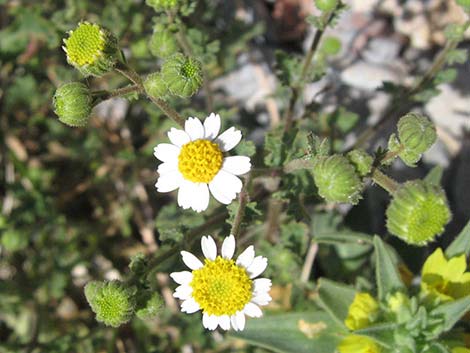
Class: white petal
154,143,180,163
235,311,246,331
170,271,193,285
177,179,194,210
222,156,251,176
203,113,221,140
247,256,268,278
181,251,203,270
201,236,217,261
168,127,190,147
208,170,242,205
253,278,272,294
157,161,178,175
181,298,200,313
221,235,236,259
244,303,263,318
173,285,192,300
216,127,242,152
236,245,255,269
203,313,219,330
231,314,239,331
219,315,231,330
185,117,204,141
190,183,210,213
155,171,183,192
251,293,272,306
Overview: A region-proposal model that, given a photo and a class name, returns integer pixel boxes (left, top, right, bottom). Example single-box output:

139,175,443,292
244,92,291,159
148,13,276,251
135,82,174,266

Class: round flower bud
315,0,338,12
386,180,451,245
312,154,363,204
347,149,373,177
84,280,136,327
456,0,470,11
53,82,92,127
149,25,178,58
63,22,119,77
161,53,203,97
146,0,179,10
144,72,169,98
388,113,436,167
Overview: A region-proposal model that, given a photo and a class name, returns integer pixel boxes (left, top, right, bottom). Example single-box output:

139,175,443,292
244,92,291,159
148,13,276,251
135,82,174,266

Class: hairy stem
115,61,185,127
349,39,459,151
283,11,336,132
92,84,142,101
230,174,252,238
371,169,399,194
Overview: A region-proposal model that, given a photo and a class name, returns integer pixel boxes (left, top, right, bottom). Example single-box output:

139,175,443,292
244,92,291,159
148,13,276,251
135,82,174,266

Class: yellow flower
338,335,381,353
421,248,470,302
345,293,379,330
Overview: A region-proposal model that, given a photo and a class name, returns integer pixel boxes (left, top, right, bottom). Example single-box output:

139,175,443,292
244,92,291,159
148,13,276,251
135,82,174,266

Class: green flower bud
63,22,119,77
388,113,436,167
312,154,363,204
53,82,92,127
149,25,178,58
144,72,169,98
136,291,164,320
347,149,373,177
129,253,148,276
456,0,470,11
386,180,451,245
321,37,342,56
146,0,179,10
315,0,338,12
85,280,136,327
161,53,203,97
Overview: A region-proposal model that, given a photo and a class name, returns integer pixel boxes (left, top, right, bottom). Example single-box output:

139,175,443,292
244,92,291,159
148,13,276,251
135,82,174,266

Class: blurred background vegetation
1,0,470,352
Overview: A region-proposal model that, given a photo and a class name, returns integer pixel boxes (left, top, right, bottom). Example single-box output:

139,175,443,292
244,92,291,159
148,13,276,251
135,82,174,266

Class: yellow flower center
65,22,105,66
178,139,223,183
190,256,252,316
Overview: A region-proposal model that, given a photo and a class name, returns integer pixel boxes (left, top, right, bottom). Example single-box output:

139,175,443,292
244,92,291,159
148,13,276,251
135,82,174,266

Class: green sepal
312,154,363,205
347,149,373,177
161,53,203,97
144,72,169,99
84,280,137,327
386,180,451,245
316,278,356,328
373,236,405,301
445,220,470,258
53,82,92,127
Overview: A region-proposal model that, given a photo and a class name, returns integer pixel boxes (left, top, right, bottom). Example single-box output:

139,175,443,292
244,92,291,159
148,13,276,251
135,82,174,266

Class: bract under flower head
338,335,381,353
154,113,251,212
345,292,379,330
170,235,271,331
421,248,470,302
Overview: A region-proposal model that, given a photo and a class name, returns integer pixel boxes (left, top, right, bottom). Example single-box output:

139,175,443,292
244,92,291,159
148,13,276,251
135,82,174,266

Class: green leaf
354,323,397,349
234,139,257,158
316,278,356,327
430,295,470,333
426,342,451,353
315,230,374,245
424,165,444,186
230,311,344,353
445,220,470,258
446,49,468,65
374,236,405,300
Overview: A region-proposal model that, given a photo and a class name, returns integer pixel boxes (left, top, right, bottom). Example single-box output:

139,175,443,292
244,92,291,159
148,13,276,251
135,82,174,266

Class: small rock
341,61,400,90
362,37,402,65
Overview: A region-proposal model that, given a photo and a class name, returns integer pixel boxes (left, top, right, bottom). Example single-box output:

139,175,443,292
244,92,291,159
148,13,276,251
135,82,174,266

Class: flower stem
371,168,399,194
115,61,185,127
349,39,459,151
283,158,315,174
283,10,336,132
230,174,252,238
92,84,142,101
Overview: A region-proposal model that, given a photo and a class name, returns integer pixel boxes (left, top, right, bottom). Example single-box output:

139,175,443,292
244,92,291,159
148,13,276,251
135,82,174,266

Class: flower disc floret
161,53,203,97
345,292,379,330
191,256,252,316
64,22,105,66
178,140,223,183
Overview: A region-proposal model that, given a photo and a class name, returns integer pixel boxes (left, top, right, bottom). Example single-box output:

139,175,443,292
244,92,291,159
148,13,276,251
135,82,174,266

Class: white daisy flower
154,113,251,212
170,235,272,331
